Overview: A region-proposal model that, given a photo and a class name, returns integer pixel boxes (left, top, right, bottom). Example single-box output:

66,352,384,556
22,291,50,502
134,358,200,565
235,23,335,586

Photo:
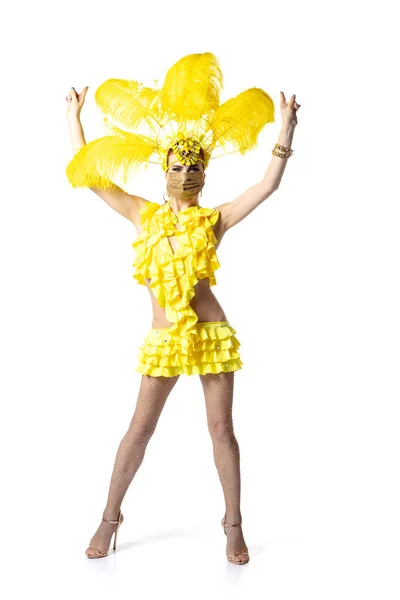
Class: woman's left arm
262,118,296,190
216,92,300,231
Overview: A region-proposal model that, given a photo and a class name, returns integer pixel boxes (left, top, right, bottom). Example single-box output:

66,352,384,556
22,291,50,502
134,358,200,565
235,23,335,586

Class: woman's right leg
86,374,180,556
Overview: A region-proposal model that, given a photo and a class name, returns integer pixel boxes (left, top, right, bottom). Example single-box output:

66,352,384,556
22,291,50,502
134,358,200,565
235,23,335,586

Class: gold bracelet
272,143,294,158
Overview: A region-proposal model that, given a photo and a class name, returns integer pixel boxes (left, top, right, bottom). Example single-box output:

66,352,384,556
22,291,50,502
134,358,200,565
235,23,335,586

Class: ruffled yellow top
132,200,221,350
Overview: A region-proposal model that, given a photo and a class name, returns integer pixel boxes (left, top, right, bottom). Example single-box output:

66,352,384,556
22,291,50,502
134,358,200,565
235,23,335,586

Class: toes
227,549,249,562
85,547,106,558
228,552,249,564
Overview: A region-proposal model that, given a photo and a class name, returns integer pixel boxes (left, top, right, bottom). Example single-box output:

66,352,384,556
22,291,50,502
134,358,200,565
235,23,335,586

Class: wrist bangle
272,143,293,158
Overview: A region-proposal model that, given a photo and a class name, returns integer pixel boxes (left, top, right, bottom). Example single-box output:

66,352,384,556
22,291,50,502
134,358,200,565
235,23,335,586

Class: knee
208,419,235,443
127,421,156,445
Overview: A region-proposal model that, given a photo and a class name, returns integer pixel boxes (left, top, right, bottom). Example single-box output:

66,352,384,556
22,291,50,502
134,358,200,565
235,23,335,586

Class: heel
86,511,124,559
108,511,124,552
221,517,227,535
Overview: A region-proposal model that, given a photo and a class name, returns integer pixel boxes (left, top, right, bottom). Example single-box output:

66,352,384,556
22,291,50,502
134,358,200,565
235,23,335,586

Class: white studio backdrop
1,1,399,599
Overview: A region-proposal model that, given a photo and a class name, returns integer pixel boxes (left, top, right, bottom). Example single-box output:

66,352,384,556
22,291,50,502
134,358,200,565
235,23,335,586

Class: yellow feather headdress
66,52,275,190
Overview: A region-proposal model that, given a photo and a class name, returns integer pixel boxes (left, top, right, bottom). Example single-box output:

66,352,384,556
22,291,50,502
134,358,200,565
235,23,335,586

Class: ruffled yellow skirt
135,321,243,377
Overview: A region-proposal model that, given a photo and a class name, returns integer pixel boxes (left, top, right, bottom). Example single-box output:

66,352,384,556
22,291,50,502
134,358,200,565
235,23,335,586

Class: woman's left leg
199,371,248,560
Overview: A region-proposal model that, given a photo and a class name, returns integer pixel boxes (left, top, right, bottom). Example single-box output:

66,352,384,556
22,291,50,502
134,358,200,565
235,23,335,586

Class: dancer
65,52,300,565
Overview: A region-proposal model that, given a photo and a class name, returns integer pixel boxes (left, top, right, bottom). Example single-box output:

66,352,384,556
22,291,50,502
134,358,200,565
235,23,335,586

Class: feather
66,132,157,190
103,117,133,137
94,79,162,134
210,88,275,154
160,52,223,120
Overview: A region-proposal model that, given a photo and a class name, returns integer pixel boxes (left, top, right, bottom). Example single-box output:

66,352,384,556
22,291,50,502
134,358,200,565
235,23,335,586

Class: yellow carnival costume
66,52,275,376
132,200,242,376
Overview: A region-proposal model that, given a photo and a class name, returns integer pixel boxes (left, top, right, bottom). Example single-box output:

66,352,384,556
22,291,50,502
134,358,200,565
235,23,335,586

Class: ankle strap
102,517,119,524
223,519,242,527
102,512,122,524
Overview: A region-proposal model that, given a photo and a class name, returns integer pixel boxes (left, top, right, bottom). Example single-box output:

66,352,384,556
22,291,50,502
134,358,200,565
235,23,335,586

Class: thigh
199,371,235,431
129,374,180,431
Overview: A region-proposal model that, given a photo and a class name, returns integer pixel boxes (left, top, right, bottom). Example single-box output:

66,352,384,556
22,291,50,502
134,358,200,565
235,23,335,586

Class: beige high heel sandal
221,514,250,565
85,511,124,559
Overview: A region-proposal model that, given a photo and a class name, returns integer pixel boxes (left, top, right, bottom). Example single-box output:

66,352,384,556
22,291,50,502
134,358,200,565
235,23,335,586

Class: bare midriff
144,276,228,328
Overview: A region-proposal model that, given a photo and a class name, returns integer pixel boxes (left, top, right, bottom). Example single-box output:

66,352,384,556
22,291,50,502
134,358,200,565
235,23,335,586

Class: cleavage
166,221,184,256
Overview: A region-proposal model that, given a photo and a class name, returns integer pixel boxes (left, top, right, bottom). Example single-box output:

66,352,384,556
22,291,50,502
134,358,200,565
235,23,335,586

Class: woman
65,55,300,565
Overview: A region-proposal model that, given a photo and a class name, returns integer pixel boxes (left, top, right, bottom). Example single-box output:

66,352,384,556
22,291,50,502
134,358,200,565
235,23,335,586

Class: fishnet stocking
86,374,180,557
199,371,248,561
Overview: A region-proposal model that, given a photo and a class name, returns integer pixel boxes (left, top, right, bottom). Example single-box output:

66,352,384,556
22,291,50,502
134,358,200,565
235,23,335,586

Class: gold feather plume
66,132,157,189
211,88,275,155
160,52,223,121
65,52,275,189
94,79,162,135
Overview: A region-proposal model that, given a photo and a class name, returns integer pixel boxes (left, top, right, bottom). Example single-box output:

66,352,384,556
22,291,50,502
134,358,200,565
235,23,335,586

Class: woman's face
165,151,206,199
166,151,205,175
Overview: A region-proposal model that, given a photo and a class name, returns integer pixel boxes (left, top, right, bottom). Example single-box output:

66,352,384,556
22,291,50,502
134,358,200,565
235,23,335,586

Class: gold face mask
166,169,205,199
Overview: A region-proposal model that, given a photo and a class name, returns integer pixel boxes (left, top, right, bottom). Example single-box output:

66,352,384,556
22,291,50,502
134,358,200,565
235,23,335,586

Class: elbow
260,178,278,194
261,183,278,198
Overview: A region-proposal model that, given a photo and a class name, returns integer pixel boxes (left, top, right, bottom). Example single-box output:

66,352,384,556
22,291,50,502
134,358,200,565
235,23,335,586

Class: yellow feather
211,88,275,154
94,79,162,133
66,133,157,189
103,117,133,137
160,52,223,120
66,54,276,189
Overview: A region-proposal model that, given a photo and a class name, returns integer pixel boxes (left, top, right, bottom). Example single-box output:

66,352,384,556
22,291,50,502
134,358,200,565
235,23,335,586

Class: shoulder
209,203,230,234
130,199,161,232
205,204,229,248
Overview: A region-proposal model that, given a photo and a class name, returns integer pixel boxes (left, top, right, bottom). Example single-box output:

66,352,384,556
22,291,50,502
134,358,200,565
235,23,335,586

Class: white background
1,1,399,598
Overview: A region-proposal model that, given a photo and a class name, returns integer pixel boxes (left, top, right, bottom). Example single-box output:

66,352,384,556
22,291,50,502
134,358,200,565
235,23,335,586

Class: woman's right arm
66,87,148,224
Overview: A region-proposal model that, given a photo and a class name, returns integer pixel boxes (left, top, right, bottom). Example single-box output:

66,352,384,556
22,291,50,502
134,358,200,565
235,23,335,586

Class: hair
167,147,206,171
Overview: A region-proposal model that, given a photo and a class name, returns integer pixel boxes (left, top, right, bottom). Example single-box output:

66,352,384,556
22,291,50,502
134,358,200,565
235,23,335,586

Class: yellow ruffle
132,201,222,352
135,323,243,377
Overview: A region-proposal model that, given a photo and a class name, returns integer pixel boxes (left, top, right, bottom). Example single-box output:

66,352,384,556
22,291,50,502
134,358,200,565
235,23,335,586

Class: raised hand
65,86,89,120
280,91,301,126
